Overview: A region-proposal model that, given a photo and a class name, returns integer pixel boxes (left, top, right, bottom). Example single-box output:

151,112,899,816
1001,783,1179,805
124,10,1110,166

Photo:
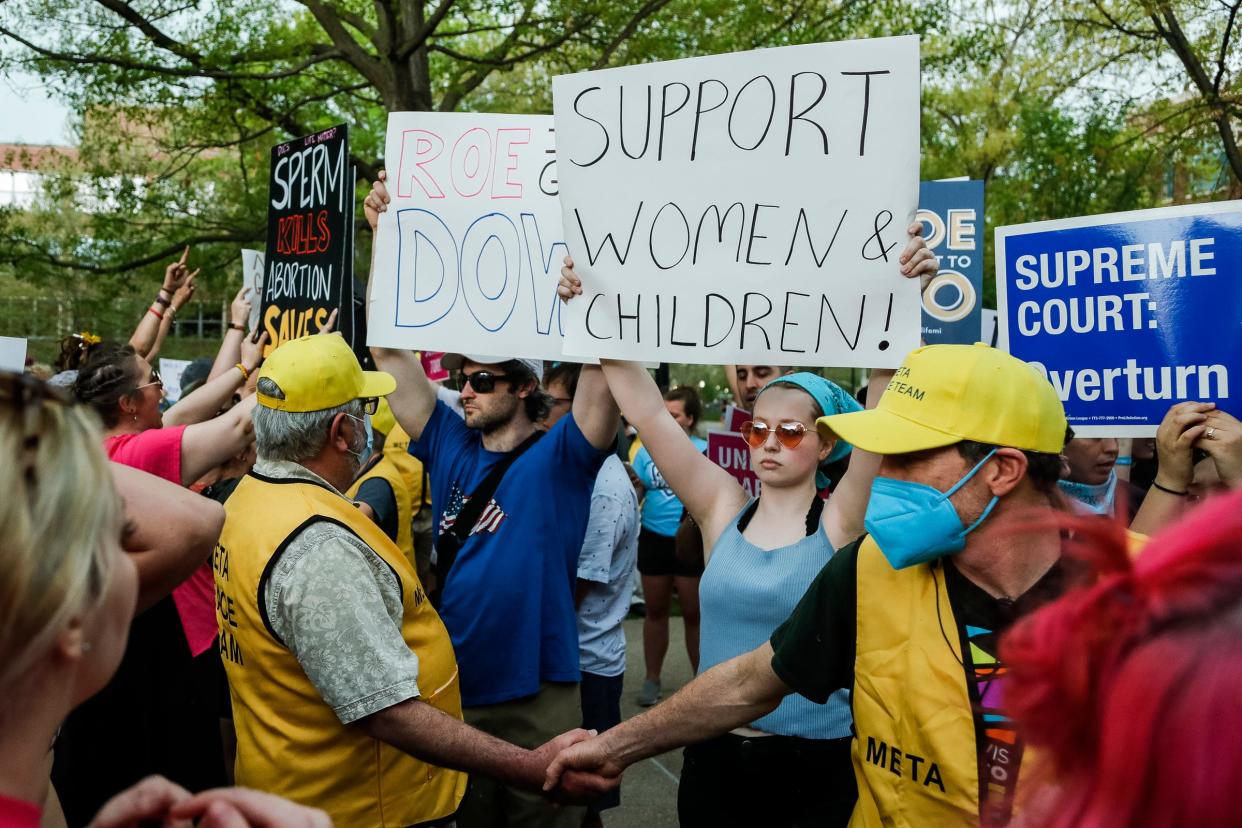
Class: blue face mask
345,412,374,466
864,450,1000,569
1058,469,1117,516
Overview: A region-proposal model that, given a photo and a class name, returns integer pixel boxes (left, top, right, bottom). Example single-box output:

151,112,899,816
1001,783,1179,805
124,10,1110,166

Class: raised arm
821,368,890,549
364,170,440,440
604,358,745,540
112,462,224,611
571,365,620,451
178,394,258,486
165,333,267,426
207,286,253,381
823,225,938,548
558,257,745,536
130,247,191,358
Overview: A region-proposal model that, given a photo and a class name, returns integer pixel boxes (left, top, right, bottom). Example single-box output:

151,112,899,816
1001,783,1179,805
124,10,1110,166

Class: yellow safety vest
216,472,467,828
347,454,416,570
850,536,1027,828
383,423,428,511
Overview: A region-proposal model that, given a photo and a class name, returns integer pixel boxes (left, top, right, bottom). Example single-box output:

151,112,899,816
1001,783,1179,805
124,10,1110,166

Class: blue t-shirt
632,436,707,536
412,401,608,706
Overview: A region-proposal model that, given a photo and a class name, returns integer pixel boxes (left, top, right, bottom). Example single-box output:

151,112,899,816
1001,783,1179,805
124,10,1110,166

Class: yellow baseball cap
256,334,396,412
819,343,1067,455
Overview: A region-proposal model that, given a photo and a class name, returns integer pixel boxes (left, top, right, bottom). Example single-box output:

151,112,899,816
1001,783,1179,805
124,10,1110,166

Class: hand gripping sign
997,201,1242,435
552,36,922,368
368,112,571,361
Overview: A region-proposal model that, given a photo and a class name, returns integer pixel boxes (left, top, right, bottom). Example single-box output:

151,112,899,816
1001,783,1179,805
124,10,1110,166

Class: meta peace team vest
849,536,1027,828
384,423,429,509
347,454,417,570
216,472,467,828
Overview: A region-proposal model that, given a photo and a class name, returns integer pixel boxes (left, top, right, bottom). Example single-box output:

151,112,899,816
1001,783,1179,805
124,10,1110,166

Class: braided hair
72,342,142,428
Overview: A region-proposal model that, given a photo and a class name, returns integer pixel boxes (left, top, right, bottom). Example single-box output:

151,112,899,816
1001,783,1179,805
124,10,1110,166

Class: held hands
557,221,940,303
88,775,330,828
541,730,625,802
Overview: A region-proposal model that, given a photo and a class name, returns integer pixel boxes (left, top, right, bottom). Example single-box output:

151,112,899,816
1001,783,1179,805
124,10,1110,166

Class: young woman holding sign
556,231,936,828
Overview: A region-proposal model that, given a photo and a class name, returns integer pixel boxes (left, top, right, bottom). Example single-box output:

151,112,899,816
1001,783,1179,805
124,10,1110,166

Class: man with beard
217,334,593,828
731,365,790,410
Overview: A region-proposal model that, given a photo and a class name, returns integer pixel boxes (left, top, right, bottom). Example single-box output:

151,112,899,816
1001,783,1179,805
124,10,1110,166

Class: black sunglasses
458,371,511,394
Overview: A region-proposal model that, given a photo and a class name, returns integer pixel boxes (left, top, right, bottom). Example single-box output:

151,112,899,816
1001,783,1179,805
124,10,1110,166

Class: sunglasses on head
458,371,511,394
740,419,809,449
134,367,163,392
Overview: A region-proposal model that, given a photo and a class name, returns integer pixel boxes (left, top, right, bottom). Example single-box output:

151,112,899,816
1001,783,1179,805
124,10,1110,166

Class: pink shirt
105,425,218,658
0,795,40,828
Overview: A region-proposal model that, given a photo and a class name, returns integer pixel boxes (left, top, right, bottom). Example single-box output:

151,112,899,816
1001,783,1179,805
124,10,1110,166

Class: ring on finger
1206,426,1217,439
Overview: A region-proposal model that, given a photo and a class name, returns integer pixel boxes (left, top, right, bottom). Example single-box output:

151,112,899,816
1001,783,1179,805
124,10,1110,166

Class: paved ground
601,616,693,828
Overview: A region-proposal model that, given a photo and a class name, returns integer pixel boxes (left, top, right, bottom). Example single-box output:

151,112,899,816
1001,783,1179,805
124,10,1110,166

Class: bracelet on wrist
228,322,246,332
147,307,164,320
235,363,250,382
1152,481,1187,497
153,294,171,308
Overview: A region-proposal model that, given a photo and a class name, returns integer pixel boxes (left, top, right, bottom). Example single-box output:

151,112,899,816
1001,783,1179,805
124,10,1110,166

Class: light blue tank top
698,498,853,740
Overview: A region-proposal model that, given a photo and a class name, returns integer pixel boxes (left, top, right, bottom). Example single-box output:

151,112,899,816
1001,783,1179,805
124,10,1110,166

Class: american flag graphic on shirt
439,483,508,537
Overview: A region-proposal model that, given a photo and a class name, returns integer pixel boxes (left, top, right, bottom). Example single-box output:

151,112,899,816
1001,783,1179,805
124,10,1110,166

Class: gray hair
253,377,363,463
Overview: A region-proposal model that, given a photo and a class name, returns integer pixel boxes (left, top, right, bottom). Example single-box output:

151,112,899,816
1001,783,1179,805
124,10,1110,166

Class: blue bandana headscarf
756,372,863,488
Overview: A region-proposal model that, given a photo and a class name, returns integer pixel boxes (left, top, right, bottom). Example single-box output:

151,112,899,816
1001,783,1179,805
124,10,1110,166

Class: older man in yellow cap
216,334,591,828
543,343,1073,828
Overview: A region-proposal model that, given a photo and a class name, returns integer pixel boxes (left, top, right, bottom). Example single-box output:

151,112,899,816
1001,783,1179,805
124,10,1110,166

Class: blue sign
919,180,985,345
997,202,1242,435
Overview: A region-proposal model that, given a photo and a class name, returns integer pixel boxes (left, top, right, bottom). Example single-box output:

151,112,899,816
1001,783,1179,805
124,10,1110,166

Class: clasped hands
531,728,624,804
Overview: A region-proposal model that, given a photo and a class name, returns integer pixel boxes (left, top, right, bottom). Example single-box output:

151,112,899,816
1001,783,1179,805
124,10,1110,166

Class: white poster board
552,36,922,367
0,336,27,372
368,112,570,360
241,249,265,332
996,201,1242,435
159,358,192,402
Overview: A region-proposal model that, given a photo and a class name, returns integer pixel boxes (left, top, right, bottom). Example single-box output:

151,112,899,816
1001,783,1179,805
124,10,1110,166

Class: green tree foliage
0,0,944,293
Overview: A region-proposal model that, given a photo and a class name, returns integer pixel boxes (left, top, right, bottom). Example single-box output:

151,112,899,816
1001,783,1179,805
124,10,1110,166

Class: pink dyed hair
1003,490,1242,828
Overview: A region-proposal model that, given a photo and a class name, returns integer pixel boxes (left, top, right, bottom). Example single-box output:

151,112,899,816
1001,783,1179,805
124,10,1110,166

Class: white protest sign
368,112,570,361
159,358,192,402
242,249,265,332
0,336,27,372
981,309,999,347
552,36,921,368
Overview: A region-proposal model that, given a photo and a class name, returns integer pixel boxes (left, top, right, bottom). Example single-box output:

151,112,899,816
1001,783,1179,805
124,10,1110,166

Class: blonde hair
0,376,120,695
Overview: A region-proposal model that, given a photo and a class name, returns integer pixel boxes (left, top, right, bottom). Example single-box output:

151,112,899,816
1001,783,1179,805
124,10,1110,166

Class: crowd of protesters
1,168,1239,828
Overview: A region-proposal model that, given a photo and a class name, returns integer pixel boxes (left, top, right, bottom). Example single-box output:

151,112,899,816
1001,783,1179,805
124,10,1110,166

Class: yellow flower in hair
78,331,101,346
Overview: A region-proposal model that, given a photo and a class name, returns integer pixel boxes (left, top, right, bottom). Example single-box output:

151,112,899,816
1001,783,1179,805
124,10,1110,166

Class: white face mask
344,412,374,467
